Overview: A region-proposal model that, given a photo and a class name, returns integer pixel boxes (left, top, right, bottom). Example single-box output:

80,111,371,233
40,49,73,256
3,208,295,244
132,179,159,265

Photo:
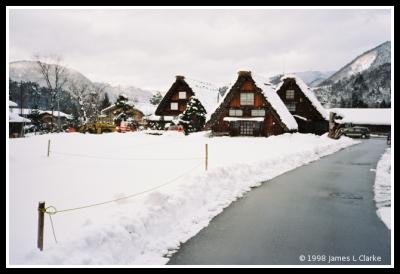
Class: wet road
168,138,391,265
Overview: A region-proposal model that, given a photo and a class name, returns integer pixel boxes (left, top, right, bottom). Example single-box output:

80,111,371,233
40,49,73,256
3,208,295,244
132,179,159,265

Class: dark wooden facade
155,76,195,117
276,77,328,135
206,71,294,137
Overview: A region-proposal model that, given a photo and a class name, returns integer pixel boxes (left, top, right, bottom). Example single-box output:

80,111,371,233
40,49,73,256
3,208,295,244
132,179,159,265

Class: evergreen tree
113,94,131,126
150,91,163,105
100,92,111,110
29,109,42,131
178,96,207,135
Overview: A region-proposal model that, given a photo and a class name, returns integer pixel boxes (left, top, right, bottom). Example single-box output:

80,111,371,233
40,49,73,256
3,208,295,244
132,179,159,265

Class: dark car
342,126,370,139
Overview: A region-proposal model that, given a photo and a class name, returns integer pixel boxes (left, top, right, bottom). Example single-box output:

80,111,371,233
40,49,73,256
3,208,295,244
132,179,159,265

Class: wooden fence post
47,140,51,157
205,143,208,171
37,201,45,251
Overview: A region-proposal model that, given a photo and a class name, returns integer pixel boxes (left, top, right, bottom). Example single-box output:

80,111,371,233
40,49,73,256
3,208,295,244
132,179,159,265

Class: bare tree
86,84,107,122
69,80,90,124
35,55,68,131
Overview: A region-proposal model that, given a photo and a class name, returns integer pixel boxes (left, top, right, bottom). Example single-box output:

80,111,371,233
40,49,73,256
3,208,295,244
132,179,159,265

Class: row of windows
229,109,266,117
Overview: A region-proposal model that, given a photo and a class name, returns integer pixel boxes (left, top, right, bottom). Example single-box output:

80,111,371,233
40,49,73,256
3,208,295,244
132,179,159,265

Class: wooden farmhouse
206,71,298,137
275,75,329,135
100,103,145,127
154,75,219,127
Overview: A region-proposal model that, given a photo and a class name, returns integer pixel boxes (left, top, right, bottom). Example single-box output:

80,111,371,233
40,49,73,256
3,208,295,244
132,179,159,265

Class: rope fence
38,140,209,251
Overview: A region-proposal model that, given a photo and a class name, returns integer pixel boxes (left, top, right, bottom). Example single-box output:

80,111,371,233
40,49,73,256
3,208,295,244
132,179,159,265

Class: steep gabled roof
275,74,329,120
184,78,219,119
155,76,219,119
207,71,298,131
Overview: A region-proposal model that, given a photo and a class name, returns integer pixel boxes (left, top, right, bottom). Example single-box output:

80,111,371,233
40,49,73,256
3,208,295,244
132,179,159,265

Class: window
286,89,295,99
286,102,296,112
251,109,265,116
240,93,254,106
170,102,178,110
229,109,243,116
178,91,186,99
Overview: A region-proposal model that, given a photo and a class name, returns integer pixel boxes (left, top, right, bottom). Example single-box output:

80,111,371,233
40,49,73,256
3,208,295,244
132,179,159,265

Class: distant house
275,75,329,135
9,101,31,138
100,103,145,127
154,75,219,128
329,108,391,134
9,108,73,130
206,71,298,137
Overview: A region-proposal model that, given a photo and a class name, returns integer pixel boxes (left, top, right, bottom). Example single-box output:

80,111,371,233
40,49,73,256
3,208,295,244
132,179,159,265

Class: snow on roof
329,108,391,125
9,101,18,108
223,117,265,122
101,101,140,115
185,77,220,119
293,114,308,121
9,111,31,123
252,74,298,131
9,108,72,119
207,71,298,131
275,74,329,120
39,110,72,119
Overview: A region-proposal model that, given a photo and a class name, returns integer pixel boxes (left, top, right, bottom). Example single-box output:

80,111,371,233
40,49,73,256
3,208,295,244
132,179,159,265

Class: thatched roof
275,74,329,120
206,71,298,131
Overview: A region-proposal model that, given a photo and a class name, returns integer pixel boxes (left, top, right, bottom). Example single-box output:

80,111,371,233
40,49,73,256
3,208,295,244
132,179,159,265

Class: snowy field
9,132,359,265
374,148,391,230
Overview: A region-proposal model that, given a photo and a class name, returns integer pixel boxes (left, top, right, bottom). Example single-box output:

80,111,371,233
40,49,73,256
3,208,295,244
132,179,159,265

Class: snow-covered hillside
313,41,391,108
9,60,155,111
9,132,359,265
320,41,390,85
269,70,335,87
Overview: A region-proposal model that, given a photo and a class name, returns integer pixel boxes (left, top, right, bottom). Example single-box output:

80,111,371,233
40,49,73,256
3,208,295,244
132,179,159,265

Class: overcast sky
9,8,391,91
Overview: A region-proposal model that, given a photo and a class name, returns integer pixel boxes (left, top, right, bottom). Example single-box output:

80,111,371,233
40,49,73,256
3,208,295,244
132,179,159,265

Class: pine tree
101,92,111,110
179,96,207,135
113,94,131,126
150,91,163,105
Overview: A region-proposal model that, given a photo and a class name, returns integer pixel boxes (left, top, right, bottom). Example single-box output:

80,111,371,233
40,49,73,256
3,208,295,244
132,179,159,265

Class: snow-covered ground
8,132,359,265
374,148,391,230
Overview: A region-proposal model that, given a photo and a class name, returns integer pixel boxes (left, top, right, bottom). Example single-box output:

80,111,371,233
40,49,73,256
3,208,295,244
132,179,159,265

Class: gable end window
286,102,296,112
170,102,178,110
178,91,186,99
286,89,295,99
240,93,254,106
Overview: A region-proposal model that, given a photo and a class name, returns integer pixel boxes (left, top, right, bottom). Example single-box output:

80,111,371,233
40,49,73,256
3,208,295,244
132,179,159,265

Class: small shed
329,108,391,134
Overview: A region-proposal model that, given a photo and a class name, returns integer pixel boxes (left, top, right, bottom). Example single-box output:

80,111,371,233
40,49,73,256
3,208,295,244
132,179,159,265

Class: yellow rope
51,151,202,161
41,162,202,216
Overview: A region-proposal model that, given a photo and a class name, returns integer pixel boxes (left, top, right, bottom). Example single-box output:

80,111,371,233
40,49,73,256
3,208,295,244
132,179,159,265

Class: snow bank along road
9,132,358,265
374,148,391,230
168,138,391,265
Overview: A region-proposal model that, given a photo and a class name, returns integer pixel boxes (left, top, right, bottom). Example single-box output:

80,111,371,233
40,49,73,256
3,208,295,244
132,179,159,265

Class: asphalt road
168,138,391,265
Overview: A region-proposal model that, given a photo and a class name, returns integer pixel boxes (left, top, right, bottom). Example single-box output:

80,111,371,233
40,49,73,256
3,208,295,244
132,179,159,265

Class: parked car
342,126,370,139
